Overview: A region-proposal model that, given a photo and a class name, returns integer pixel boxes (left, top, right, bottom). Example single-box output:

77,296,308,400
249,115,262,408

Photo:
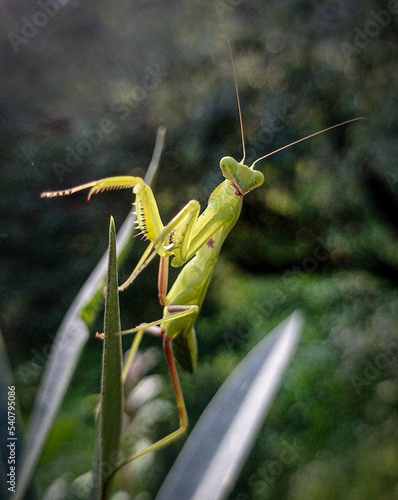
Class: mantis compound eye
252,170,264,188
219,156,239,181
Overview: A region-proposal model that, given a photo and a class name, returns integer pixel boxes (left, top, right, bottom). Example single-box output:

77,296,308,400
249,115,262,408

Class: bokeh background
1,0,398,498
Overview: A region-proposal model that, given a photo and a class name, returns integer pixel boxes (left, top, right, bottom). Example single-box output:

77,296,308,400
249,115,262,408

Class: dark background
1,0,398,498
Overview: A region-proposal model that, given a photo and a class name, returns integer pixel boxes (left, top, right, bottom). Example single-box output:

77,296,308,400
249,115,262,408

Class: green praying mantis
41,56,363,470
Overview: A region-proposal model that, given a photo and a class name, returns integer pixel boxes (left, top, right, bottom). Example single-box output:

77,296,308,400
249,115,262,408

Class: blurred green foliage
1,0,398,498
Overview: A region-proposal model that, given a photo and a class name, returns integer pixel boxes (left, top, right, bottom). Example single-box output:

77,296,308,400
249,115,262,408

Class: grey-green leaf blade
156,311,303,500
15,128,165,500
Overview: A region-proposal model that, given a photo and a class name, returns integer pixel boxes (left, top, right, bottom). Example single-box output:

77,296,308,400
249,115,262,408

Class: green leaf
95,217,123,499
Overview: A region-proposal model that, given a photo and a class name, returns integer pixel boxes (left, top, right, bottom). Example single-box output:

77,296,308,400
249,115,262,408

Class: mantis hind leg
115,332,188,473
108,306,197,474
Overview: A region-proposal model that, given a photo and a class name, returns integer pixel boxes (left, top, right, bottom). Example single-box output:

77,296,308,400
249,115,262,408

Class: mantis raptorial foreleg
118,198,202,292
41,175,225,293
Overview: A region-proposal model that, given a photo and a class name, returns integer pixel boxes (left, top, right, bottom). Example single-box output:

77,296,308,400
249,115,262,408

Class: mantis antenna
224,37,246,164
224,40,364,168
251,117,365,168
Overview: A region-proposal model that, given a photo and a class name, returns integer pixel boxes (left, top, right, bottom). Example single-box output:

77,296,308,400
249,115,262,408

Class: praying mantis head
220,156,264,197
